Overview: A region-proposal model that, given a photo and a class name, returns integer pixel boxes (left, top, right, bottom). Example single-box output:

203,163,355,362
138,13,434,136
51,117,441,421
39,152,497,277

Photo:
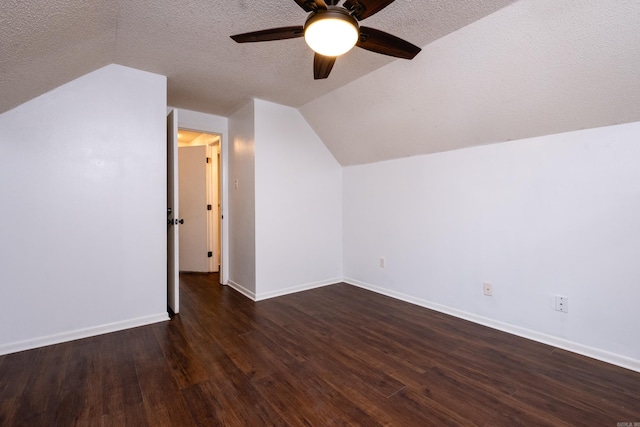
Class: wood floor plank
99,331,145,420
11,343,72,425
219,328,305,382
1,274,639,425
129,327,197,426
0,349,39,402
181,348,288,425
288,318,409,400
539,348,640,413
382,386,476,426
170,315,289,424
0,398,17,426
53,337,103,426
151,318,210,390
417,365,510,425
282,363,384,426
483,394,574,427
300,355,405,424
180,380,246,426
446,339,549,393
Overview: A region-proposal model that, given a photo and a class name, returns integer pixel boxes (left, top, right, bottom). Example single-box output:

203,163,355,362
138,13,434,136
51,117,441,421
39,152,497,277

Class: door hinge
207,204,212,210
208,251,213,258
206,157,212,163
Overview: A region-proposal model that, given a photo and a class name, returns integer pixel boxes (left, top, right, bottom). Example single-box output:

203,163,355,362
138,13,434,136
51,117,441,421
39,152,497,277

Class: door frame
167,109,179,313
206,142,221,273
170,108,229,285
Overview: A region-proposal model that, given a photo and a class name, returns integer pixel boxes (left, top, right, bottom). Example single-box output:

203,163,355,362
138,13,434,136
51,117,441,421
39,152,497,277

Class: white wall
254,100,343,300
227,101,257,296
0,64,168,354
343,122,640,371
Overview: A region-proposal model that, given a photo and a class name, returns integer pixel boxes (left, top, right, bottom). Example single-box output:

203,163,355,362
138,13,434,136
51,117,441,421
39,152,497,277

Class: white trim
220,129,229,286
0,313,169,356
254,278,342,301
344,277,640,373
226,278,340,302
227,280,257,301
172,107,229,286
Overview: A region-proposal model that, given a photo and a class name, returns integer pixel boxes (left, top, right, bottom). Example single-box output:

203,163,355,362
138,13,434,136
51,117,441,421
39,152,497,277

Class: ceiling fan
230,0,422,80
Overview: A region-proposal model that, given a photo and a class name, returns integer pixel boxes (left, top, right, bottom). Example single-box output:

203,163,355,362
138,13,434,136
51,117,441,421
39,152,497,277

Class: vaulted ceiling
2,0,639,165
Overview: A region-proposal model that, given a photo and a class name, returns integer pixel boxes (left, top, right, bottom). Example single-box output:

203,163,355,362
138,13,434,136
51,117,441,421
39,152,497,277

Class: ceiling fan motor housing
304,8,360,57
303,7,359,32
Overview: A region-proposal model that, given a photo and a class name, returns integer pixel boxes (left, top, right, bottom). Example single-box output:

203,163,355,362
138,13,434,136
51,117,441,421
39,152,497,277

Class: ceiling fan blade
357,26,421,59
314,53,336,79
343,0,395,20
293,0,327,12
231,26,304,43
293,0,314,12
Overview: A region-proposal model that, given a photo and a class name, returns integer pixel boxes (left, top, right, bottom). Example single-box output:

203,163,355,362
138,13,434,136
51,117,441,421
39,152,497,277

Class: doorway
177,129,222,273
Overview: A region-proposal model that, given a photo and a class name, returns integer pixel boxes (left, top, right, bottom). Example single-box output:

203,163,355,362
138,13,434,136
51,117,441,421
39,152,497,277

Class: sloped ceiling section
1,0,515,117
0,0,118,114
3,1,638,166
300,0,640,166
117,0,516,116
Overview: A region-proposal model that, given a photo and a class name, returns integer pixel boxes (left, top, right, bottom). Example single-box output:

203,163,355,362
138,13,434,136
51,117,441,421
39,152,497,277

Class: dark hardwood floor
1,273,639,426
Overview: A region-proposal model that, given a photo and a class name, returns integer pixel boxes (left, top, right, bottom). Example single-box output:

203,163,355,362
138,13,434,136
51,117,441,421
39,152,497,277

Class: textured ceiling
2,0,638,166
0,0,516,117
300,0,640,165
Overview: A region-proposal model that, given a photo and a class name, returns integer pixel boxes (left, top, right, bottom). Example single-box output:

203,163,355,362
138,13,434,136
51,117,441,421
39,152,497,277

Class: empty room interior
1,0,639,425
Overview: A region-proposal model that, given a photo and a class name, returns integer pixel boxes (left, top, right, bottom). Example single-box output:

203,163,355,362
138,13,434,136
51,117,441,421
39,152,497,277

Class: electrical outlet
555,295,568,313
379,257,385,268
483,282,493,296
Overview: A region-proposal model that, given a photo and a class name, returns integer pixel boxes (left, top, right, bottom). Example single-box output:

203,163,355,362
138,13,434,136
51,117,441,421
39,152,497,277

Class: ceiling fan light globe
304,15,359,57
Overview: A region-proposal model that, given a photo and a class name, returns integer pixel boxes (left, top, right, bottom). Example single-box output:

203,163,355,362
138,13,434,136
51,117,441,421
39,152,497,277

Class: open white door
178,145,208,272
167,110,179,314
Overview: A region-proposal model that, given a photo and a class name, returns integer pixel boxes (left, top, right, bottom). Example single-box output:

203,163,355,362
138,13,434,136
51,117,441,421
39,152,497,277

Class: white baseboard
255,277,341,301
227,278,339,301
344,277,640,373
0,313,170,356
227,280,257,300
